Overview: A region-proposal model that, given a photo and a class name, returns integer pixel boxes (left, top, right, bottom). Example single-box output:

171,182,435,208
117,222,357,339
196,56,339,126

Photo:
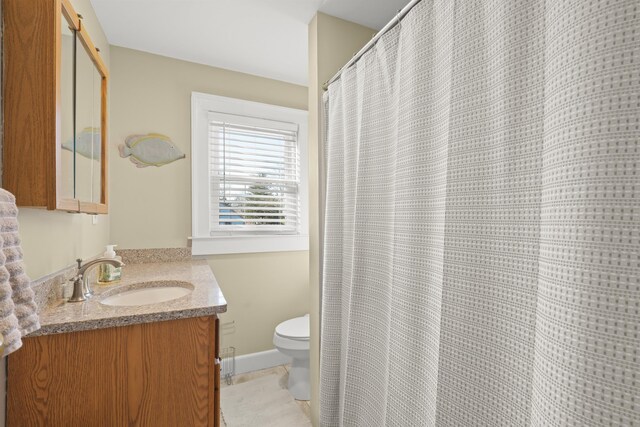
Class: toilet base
287,356,310,401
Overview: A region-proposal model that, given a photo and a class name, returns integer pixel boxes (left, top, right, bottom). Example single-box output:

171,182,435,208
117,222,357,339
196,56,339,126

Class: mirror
91,61,102,204
76,26,107,213
57,8,108,213
59,11,75,201
74,32,98,203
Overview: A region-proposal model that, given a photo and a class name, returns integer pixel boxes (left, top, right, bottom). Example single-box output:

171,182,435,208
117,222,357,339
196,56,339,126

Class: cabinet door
7,316,218,426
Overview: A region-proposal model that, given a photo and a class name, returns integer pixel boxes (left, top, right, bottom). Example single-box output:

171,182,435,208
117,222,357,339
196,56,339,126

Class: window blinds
208,112,300,234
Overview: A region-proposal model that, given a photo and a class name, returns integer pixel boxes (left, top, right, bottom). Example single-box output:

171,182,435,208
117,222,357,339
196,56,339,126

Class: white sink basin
100,281,194,307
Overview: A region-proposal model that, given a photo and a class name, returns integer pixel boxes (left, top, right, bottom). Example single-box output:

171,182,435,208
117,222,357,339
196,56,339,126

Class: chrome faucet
68,257,125,303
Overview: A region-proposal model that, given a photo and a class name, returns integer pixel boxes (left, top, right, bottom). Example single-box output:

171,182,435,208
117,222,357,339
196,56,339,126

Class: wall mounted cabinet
2,0,108,213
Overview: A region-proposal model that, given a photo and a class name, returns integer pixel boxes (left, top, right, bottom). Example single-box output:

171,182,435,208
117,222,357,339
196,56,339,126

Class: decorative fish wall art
62,127,101,160
118,133,185,168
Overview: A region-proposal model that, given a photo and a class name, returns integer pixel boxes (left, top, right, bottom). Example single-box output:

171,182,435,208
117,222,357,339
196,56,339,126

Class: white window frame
191,92,309,255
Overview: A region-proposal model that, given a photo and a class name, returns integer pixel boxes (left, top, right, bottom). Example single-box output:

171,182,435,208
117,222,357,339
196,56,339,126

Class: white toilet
273,314,310,400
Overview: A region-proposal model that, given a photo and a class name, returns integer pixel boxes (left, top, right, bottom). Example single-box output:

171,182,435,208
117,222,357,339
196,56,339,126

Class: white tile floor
220,364,311,426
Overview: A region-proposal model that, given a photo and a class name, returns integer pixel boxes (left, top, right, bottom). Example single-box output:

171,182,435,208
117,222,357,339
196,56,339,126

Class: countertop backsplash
117,247,191,264
31,264,78,312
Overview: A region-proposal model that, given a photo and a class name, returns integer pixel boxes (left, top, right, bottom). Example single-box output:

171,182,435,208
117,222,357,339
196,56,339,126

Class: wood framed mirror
75,18,109,213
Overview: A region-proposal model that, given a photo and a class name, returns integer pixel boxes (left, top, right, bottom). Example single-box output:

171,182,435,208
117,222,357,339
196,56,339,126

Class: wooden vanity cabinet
2,0,108,213
7,315,221,427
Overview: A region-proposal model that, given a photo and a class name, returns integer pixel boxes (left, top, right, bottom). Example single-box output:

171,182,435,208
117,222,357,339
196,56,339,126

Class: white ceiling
90,0,411,86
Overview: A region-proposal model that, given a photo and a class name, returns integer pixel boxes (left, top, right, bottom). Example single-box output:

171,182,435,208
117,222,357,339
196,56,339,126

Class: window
191,92,308,255
209,114,299,233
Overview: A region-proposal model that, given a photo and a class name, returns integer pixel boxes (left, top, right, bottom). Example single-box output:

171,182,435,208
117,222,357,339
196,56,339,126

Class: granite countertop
29,260,227,336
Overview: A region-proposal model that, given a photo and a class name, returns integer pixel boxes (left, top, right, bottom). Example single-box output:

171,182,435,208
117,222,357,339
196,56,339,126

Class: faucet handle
76,258,83,269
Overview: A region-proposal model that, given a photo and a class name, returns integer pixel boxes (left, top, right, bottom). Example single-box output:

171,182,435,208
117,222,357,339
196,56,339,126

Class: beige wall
17,0,110,281
207,251,309,355
308,13,376,426
109,46,309,356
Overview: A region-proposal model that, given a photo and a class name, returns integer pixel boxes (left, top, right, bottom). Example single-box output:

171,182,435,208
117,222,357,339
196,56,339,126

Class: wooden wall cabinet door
2,0,108,214
7,316,220,426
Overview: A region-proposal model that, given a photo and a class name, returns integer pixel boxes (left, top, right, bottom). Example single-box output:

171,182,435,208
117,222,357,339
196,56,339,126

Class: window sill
190,234,309,255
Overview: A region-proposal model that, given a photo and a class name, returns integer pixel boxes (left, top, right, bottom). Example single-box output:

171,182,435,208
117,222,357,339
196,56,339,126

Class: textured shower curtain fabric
320,0,639,426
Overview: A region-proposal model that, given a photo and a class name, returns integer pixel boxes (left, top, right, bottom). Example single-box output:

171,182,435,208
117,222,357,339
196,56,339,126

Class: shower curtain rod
322,0,423,91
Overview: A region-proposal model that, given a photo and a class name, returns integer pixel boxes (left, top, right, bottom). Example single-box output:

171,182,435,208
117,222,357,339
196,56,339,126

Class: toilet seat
275,315,309,340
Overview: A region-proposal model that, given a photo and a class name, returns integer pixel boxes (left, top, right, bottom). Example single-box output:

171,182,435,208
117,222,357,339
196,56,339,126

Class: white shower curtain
320,1,639,426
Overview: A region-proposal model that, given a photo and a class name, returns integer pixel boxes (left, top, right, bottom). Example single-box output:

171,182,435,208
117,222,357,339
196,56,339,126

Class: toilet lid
275,316,309,339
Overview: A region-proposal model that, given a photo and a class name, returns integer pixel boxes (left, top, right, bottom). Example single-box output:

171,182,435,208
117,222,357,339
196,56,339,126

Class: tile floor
220,364,311,426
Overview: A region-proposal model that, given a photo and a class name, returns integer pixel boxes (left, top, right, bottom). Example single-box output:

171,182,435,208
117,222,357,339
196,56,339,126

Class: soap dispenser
98,245,122,284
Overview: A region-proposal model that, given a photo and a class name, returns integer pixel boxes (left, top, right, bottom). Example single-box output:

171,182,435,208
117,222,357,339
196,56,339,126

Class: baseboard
235,349,291,375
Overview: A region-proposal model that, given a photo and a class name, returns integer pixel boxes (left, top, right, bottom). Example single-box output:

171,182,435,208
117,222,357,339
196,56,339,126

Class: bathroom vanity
7,258,227,427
